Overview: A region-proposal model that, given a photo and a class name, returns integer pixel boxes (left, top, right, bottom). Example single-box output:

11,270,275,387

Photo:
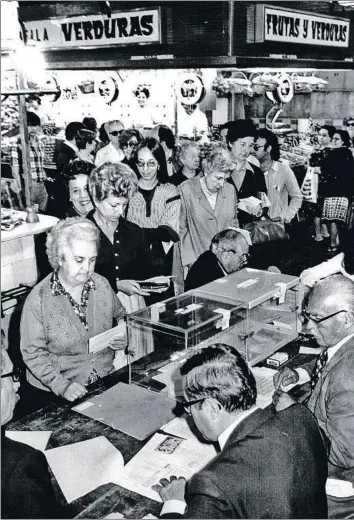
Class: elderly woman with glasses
20,218,127,409
95,120,125,166
127,138,180,280
179,148,239,270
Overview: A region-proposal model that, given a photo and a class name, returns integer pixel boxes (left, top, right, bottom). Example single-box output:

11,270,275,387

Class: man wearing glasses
153,344,328,518
253,129,302,225
345,116,354,148
95,120,125,167
274,275,354,518
185,228,250,291
1,336,65,518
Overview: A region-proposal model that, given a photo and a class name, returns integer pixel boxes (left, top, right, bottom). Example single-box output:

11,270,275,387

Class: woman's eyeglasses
347,123,354,127
1,369,24,383
110,130,123,137
123,141,138,149
137,159,158,169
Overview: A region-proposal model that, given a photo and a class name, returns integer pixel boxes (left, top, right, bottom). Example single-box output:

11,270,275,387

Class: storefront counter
1,211,58,295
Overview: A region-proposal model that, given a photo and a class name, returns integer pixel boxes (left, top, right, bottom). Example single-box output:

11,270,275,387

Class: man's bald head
305,275,354,347
309,275,354,313
211,229,250,274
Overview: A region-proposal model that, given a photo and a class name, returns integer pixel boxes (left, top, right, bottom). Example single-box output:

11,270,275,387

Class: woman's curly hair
46,217,100,270
88,162,138,202
203,147,235,174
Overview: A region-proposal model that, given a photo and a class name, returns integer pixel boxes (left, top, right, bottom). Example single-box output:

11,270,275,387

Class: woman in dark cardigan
87,162,154,297
226,119,266,227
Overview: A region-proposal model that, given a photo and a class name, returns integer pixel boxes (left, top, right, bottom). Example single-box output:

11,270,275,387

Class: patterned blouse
51,270,95,331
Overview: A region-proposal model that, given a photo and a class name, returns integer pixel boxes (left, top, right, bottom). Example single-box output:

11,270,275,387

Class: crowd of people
2,110,354,519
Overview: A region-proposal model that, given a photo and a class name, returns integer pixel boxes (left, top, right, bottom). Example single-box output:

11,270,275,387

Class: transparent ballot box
126,292,247,400
196,268,302,366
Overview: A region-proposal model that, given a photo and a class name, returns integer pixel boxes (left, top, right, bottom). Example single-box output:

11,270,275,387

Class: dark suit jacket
227,163,267,226
1,435,66,519
185,250,225,291
307,335,354,484
163,405,328,519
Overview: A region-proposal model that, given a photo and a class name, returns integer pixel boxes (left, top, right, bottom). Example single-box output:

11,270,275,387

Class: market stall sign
19,8,161,49
251,5,350,48
178,74,205,105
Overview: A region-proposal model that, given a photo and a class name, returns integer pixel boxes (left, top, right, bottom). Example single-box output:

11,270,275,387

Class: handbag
301,166,318,204
245,219,289,244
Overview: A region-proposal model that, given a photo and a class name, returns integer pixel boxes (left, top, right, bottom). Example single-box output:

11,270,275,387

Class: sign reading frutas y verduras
20,8,161,48
252,5,350,48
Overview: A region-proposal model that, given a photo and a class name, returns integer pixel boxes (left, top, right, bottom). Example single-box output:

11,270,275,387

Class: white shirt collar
327,332,354,363
218,406,258,451
64,140,77,152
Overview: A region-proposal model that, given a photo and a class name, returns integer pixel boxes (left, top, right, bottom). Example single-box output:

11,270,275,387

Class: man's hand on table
63,382,87,401
152,476,186,502
273,366,299,390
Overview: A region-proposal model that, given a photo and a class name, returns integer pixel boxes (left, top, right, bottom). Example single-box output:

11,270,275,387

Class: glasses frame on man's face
227,251,250,264
302,308,347,325
179,397,206,415
347,122,354,128
253,143,266,152
1,369,23,383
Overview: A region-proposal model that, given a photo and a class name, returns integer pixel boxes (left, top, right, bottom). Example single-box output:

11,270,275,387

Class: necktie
310,350,328,391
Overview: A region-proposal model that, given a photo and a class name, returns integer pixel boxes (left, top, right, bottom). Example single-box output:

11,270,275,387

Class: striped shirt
127,182,180,234
11,136,46,182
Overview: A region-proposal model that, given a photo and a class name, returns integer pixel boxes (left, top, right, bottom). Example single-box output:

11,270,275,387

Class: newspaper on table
111,430,217,502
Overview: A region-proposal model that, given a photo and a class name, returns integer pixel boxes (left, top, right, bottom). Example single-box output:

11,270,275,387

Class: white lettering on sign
20,9,161,49
259,6,349,48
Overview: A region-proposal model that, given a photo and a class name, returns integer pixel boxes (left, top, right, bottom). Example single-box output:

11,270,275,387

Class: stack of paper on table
72,382,177,440
45,436,124,503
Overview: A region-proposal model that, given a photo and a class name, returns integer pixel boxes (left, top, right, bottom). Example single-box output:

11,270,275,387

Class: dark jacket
320,147,354,198
162,404,328,519
227,163,267,226
87,211,154,291
185,250,225,291
54,142,77,175
1,435,67,519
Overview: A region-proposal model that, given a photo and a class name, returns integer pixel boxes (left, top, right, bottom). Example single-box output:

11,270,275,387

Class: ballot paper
88,321,126,354
326,478,354,498
45,436,124,503
112,432,217,502
252,366,278,408
5,430,52,452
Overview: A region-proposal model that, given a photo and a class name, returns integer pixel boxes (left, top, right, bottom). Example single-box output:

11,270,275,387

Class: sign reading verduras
20,8,161,48
251,5,350,48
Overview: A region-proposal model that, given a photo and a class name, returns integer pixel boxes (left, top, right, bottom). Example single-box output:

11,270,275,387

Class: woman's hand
63,382,87,402
108,334,128,351
116,279,150,297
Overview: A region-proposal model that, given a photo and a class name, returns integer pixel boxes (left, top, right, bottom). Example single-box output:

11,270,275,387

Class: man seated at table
1,334,67,519
184,228,250,291
153,343,328,519
274,274,354,519
185,228,279,291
